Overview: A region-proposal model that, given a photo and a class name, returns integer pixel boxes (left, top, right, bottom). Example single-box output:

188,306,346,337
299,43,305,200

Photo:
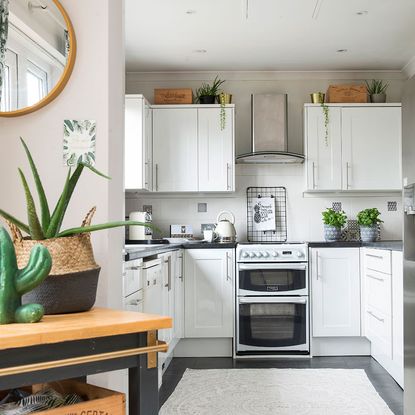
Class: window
0,65,10,112
26,61,48,107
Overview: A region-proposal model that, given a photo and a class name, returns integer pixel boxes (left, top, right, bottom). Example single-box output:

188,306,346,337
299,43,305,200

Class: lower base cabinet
184,249,234,338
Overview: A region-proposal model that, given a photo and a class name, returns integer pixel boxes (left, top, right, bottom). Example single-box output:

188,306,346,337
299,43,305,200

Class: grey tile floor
160,356,403,415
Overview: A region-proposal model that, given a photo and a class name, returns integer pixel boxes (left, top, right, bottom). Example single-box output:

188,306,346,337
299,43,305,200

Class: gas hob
236,243,308,263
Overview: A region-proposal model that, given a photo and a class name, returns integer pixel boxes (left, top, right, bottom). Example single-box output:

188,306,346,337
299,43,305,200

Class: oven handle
238,297,307,304
238,263,307,271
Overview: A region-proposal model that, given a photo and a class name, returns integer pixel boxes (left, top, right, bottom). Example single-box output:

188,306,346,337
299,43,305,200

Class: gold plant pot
217,93,232,104
310,92,325,104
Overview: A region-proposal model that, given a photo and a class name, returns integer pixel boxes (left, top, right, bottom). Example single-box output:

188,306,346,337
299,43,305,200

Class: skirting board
173,338,233,357
312,337,371,356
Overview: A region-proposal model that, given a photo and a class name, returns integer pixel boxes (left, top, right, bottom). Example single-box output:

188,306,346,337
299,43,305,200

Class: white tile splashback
126,164,403,242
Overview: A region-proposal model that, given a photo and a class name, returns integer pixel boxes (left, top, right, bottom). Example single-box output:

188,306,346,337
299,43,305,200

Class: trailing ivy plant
0,138,151,240
357,208,383,227
321,102,329,147
322,208,347,229
219,93,226,130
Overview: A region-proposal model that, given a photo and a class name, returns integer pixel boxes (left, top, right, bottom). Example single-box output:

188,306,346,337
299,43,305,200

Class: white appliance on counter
129,211,153,241
235,243,310,357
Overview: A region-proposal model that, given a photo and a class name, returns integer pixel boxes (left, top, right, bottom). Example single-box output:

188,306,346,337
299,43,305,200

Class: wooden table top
0,308,172,350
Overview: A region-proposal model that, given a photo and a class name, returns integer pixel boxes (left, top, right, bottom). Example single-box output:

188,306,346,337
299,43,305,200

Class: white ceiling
125,0,415,73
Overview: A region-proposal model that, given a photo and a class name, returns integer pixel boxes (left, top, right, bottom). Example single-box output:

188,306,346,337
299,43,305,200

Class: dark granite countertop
124,242,237,261
308,240,402,251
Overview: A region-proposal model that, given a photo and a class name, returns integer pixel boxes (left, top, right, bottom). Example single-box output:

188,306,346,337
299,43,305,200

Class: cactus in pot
0,227,52,324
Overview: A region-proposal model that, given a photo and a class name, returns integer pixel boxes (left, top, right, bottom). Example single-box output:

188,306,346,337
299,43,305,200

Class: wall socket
198,203,208,213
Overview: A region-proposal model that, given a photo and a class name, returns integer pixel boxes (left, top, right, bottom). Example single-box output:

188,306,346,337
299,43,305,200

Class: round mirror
0,0,76,117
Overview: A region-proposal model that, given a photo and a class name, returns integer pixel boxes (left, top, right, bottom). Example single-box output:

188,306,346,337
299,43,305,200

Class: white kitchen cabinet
173,250,185,340
304,104,402,192
342,107,401,190
159,252,174,345
305,106,342,190
185,249,234,338
311,248,361,337
125,95,153,191
152,105,235,193
142,258,162,316
153,108,198,192
361,248,403,387
198,107,235,192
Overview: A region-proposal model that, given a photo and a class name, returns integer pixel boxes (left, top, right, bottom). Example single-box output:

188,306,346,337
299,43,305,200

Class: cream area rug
160,368,393,415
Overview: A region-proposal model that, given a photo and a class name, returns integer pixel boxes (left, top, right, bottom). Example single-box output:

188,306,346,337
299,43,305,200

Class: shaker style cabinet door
174,250,185,340
311,248,361,337
184,249,234,338
153,108,198,192
305,106,342,191
198,107,235,192
341,106,401,190
125,95,152,191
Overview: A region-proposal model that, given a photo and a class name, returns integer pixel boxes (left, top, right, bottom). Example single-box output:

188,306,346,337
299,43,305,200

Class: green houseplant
0,138,150,314
357,208,383,242
195,76,225,104
365,79,388,103
322,208,347,241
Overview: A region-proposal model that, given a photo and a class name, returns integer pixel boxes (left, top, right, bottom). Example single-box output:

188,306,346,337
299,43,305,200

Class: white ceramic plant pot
324,225,342,242
360,225,378,242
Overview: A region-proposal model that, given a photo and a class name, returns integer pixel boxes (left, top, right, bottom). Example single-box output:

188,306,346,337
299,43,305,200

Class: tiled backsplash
126,164,403,242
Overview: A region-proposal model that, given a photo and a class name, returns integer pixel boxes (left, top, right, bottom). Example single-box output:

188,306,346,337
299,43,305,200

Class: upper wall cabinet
125,95,153,191
152,105,235,193
304,104,402,192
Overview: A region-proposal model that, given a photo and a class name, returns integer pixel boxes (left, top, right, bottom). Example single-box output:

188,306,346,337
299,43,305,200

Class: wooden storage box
154,88,193,104
326,84,368,103
1,381,125,415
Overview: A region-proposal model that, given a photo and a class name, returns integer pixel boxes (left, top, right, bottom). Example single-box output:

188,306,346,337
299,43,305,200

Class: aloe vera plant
0,138,150,240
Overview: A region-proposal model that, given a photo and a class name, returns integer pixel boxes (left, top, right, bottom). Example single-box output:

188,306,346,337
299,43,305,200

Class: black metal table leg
128,332,159,415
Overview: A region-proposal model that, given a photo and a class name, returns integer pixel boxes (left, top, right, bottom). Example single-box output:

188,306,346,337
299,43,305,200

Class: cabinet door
341,107,401,190
153,108,198,192
198,108,234,192
311,248,360,337
159,253,174,344
125,96,145,190
174,250,185,340
143,264,162,316
185,249,234,338
305,106,342,190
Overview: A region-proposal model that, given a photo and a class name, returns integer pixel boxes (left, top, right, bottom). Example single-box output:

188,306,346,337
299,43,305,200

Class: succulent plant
0,138,150,240
0,226,52,324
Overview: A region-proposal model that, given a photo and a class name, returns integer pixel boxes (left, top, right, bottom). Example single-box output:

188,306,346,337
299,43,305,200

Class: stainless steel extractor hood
236,94,305,164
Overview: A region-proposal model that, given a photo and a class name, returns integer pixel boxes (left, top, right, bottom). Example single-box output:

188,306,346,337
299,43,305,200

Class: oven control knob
256,252,263,258
271,251,279,257
242,252,249,258
249,252,256,258
262,251,269,258
296,251,304,258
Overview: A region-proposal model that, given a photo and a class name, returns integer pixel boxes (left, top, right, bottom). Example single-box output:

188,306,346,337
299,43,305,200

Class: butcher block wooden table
0,307,171,415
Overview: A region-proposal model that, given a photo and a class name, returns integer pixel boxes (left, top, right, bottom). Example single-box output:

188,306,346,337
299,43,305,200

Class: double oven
235,243,310,356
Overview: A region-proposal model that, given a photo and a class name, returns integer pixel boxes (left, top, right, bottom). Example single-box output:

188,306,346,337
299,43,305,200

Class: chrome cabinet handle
316,251,321,280
226,252,230,280
126,266,142,271
366,254,383,259
312,162,317,189
366,273,385,282
367,310,384,322
346,162,351,189
155,163,159,191
226,163,231,190
153,278,157,285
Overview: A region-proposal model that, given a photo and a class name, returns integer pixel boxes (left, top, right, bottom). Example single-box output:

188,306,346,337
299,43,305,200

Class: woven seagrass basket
8,208,100,314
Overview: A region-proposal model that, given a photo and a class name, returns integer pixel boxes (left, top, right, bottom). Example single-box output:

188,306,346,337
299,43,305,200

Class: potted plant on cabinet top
365,79,389,103
357,208,383,242
195,76,225,104
0,138,150,315
322,208,347,241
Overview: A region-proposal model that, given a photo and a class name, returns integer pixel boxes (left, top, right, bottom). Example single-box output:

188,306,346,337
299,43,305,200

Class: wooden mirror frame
0,0,76,117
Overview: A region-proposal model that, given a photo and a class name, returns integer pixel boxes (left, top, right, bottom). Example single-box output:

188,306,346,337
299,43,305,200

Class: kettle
215,211,237,243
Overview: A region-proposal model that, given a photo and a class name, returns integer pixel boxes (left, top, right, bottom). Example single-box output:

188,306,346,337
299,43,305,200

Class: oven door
236,296,309,353
238,263,308,296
